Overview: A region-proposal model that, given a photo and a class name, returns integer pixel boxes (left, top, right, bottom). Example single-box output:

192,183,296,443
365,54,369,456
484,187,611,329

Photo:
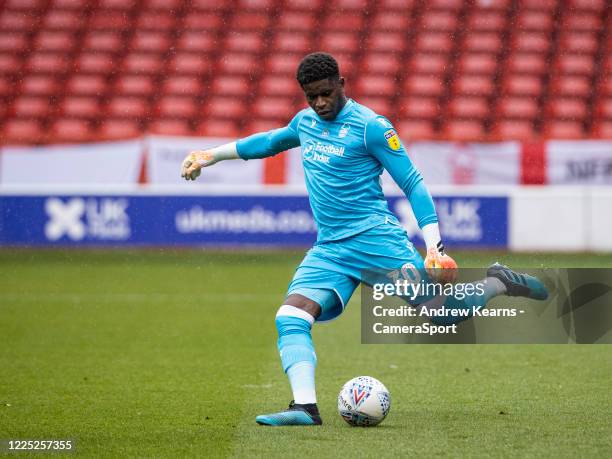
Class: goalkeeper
181,53,547,426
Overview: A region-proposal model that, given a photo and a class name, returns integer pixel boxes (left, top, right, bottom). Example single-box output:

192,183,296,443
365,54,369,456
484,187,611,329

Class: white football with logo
337,376,391,427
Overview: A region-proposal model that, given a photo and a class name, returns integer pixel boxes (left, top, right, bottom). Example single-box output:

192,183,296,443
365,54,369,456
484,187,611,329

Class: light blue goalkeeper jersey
236,99,437,243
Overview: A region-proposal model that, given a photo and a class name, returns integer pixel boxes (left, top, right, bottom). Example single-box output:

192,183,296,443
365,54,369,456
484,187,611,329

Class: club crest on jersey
338,123,350,138
322,128,330,137
384,129,401,151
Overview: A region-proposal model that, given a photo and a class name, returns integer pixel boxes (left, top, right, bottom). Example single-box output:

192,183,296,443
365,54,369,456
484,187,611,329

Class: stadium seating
0,0,610,144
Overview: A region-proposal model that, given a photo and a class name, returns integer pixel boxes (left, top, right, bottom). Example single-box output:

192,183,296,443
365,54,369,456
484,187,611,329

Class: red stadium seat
0,78,13,97
107,97,149,118
498,97,539,119
83,32,123,52
361,54,401,75
466,11,506,31
367,33,406,53
67,75,107,95
562,12,602,30
448,97,489,118
273,33,312,54
115,75,154,96
322,13,363,31
149,119,192,136
416,32,453,53
13,96,51,118
552,76,591,98
34,32,75,52
371,12,411,32
463,32,503,53
559,33,598,54
410,54,448,74
252,97,295,120
218,53,257,75
231,13,270,30
592,121,612,139
516,11,554,31
75,53,117,74
379,0,417,10
243,119,284,134
506,53,547,74
403,75,445,97
278,12,316,31
190,0,227,11
177,31,216,52
206,97,247,119
595,98,612,119
259,76,299,97
99,119,141,139
356,97,391,116
62,96,100,118
502,75,543,96
399,97,439,119
267,54,303,74
2,119,45,144
157,96,198,118
239,0,275,10
458,54,497,74
0,33,29,52
396,120,435,141
518,0,557,11
22,75,59,95
421,11,458,31
182,12,222,30
453,75,495,96
330,0,368,10
542,120,584,139
136,11,176,31
27,53,70,74
50,118,92,142
44,10,82,30
547,98,587,120
196,119,239,137
511,33,551,53
163,76,203,96
443,120,486,141
0,10,39,32
123,54,164,75
131,32,171,53
169,53,211,74
225,32,264,53
89,12,131,31
320,33,359,54
491,120,536,141
211,76,250,97
568,0,605,12
555,55,595,75
354,75,396,97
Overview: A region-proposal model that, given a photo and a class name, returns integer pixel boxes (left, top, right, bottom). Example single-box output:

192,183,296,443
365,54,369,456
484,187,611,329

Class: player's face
302,77,346,121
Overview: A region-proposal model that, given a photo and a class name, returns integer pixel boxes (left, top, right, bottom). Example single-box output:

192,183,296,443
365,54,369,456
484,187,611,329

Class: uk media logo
44,197,131,241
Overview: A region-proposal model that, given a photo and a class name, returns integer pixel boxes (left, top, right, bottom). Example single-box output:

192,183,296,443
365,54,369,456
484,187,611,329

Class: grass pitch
1,249,611,457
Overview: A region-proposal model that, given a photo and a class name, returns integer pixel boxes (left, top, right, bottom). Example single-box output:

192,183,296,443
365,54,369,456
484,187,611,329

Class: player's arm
365,117,457,282
181,112,303,180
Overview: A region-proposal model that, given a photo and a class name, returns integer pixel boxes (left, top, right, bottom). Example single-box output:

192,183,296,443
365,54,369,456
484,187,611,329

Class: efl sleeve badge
384,129,401,151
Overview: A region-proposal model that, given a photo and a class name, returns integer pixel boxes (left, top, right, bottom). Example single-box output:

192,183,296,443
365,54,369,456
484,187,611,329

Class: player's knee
283,293,322,319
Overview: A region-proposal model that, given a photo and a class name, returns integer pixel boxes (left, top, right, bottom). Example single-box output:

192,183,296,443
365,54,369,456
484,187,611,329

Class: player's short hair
296,52,340,86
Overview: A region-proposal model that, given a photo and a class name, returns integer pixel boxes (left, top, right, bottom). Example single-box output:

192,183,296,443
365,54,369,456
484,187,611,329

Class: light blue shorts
287,221,425,322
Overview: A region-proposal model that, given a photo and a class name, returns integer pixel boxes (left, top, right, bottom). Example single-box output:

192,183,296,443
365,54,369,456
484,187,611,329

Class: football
337,376,391,427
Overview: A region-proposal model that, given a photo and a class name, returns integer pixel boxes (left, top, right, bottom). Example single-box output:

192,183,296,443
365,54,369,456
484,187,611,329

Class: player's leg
256,247,358,426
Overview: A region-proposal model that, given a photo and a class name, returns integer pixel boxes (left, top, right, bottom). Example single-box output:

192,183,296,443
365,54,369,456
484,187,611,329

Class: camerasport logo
44,197,130,241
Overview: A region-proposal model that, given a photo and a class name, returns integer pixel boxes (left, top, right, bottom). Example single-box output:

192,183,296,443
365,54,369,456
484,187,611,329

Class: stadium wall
0,185,611,252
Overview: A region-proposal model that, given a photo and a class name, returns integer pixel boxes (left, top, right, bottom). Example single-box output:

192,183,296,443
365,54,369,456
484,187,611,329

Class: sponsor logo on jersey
377,117,392,128
338,123,350,138
314,141,345,157
310,119,317,128
384,129,401,151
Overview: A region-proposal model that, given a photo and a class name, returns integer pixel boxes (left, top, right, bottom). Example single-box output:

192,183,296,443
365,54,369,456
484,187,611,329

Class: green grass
0,250,611,458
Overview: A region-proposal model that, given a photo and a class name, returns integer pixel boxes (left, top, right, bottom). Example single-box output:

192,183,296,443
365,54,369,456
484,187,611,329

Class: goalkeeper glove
422,223,458,283
180,142,239,181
